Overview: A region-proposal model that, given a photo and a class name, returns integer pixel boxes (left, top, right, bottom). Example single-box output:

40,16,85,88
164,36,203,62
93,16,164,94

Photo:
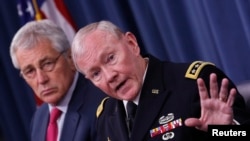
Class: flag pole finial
32,0,43,20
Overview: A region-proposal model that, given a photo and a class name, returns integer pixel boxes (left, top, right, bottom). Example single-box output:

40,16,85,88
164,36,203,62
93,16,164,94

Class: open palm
185,73,236,131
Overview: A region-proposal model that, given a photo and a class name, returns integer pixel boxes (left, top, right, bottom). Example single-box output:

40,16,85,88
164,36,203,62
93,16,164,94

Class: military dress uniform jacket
95,55,250,141
31,73,106,141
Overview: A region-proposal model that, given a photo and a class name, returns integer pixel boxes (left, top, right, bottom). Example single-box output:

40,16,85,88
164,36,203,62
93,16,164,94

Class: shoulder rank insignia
96,97,109,118
185,61,214,79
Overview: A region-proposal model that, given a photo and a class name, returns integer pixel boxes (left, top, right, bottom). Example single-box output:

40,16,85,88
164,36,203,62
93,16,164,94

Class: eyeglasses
20,52,64,79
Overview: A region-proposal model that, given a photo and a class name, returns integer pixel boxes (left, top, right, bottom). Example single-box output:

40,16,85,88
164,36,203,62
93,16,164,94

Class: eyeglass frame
20,51,65,79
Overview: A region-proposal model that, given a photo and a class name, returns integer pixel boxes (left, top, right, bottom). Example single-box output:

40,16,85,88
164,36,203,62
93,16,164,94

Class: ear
64,48,72,59
65,48,76,71
125,32,140,55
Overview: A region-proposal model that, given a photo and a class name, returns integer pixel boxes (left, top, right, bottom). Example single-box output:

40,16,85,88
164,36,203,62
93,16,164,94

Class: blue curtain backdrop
1,0,250,140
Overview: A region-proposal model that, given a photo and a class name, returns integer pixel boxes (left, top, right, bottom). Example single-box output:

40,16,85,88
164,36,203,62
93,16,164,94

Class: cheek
55,73,72,89
49,68,73,92
121,55,137,70
118,63,136,76
121,63,143,88
94,81,110,94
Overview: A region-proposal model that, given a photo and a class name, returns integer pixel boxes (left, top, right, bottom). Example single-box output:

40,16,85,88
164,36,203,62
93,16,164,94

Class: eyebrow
39,56,53,63
22,56,52,70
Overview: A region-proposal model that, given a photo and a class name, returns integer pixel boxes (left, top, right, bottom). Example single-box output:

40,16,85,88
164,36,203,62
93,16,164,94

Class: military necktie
46,108,62,141
126,101,137,137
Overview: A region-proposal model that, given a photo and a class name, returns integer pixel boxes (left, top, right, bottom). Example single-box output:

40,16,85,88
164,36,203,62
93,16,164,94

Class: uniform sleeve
185,61,250,124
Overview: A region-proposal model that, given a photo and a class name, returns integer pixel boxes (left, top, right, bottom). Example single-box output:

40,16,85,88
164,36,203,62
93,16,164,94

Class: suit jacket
96,55,250,141
31,73,106,141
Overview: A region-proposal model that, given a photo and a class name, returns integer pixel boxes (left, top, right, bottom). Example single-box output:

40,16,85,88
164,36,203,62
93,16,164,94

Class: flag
16,0,77,106
17,0,77,42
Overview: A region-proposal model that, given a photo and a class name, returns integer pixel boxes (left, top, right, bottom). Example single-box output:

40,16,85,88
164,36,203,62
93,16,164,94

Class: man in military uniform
71,20,250,141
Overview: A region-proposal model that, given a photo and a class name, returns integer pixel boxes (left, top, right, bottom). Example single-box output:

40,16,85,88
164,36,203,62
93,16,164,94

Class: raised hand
185,73,237,131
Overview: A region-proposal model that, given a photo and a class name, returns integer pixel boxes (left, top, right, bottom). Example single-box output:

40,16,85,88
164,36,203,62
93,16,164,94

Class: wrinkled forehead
16,42,58,68
81,30,118,55
84,30,116,43
75,29,122,70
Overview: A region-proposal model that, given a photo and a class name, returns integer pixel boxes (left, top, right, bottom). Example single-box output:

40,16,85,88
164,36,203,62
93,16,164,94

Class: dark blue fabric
1,0,250,141
65,0,250,83
0,1,36,141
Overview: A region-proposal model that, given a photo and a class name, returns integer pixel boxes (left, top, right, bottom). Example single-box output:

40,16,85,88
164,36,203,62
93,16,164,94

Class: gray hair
71,20,124,70
10,19,70,69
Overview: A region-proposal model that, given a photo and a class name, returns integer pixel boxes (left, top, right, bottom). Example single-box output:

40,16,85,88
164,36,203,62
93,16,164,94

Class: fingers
217,75,236,105
197,78,209,102
184,118,202,128
218,78,229,102
209,73,219,99
227,88,236,106
198,73,235,104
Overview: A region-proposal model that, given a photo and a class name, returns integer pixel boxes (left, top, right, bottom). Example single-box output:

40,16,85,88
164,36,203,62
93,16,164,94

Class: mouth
115,80,126,91
41,88,56,96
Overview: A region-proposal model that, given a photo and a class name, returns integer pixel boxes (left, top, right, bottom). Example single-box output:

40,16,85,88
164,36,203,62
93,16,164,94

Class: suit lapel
40,109,49,141
60,113,80,141
60,74,84,141
131,90,170,141
131,55,171,141
33,105,49,141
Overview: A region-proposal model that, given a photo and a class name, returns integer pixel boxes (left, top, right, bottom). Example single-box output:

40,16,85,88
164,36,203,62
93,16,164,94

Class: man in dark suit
9,19,106,141
71,20,250,141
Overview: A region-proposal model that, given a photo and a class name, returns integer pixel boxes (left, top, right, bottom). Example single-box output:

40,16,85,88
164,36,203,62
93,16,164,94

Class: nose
103,67,117,83
36,69,49,84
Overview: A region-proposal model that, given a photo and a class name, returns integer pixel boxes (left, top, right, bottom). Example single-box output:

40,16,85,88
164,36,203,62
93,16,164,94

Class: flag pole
32,0,43,20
